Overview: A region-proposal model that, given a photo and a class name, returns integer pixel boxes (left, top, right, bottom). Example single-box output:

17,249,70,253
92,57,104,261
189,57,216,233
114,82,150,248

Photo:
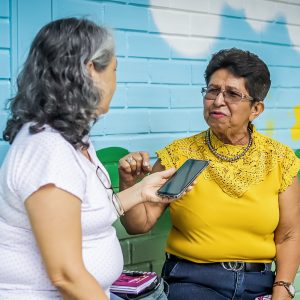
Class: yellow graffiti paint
291,105,300,140
265,120,274,138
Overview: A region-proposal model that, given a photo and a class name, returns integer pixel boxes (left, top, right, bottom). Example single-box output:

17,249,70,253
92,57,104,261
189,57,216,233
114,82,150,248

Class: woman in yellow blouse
119,48,300,300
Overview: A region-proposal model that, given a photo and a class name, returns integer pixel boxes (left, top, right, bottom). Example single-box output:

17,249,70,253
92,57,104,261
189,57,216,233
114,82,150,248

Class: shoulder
8,123,84,185
253,129,300,192
164,131,206,151
13,123,77,161
254,130,295,159
156,131,206,168
8,124,87,201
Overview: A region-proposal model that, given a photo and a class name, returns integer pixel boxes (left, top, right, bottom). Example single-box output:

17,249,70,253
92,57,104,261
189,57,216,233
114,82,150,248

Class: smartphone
156,159,210,199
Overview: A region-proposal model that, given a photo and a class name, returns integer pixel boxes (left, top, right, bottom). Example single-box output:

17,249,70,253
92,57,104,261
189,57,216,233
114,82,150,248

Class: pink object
255,295,272,300
110,271,157,294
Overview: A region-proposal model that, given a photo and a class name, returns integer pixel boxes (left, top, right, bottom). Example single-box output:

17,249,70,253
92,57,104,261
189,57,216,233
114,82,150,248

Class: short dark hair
204,48,271,102
4,18,114,149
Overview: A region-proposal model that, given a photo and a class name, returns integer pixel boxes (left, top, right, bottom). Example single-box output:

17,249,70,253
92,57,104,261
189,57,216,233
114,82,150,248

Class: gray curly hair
3,17,115,149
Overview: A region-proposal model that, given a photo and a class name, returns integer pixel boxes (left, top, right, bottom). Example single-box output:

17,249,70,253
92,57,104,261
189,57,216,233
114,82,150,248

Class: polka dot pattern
0,123,123,298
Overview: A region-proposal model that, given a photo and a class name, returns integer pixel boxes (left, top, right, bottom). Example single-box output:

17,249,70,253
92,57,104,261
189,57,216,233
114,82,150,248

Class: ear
86,61,96,78
249,101,264,122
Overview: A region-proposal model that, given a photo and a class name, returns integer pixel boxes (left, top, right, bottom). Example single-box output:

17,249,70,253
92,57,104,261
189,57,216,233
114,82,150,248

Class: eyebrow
208,84,220,88
208,84,242,91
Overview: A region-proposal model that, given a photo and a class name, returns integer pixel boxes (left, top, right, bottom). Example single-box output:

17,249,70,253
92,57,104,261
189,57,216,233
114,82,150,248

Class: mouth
210,111,227,118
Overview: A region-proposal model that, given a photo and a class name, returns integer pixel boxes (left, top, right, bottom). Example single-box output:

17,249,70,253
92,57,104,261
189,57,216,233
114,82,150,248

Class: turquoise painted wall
0,0,10,163
1,0,300,167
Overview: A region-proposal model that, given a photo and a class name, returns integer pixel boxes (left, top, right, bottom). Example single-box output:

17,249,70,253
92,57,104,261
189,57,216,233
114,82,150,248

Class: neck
206,128,253,162
211,128,249,145
81,148,92,162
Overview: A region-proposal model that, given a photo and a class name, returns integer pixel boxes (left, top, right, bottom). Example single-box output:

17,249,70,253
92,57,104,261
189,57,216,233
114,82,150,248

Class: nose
213,90,226,106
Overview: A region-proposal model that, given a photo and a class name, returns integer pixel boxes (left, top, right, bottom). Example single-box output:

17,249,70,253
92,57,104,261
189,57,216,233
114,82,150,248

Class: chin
103,108,109,114
207,119,227,128
97,106,110,116
208,123,229,133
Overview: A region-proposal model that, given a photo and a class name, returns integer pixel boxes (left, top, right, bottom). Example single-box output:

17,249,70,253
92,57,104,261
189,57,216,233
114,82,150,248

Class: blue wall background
0,0,300,166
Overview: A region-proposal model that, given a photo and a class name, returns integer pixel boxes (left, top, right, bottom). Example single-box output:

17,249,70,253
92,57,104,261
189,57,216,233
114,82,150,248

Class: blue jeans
162,257,274,300
111,293,124,300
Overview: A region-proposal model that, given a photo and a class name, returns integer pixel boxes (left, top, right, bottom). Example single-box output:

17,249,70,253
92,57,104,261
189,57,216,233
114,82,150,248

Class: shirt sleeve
13,131,86,202
156,142,178,169
279,146,300,193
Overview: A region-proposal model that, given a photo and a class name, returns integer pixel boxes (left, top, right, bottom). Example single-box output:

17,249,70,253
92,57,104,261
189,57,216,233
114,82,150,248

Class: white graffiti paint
150,0,300,56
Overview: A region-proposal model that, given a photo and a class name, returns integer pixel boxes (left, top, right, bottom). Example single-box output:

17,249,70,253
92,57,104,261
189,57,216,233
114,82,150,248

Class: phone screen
157,159,210,198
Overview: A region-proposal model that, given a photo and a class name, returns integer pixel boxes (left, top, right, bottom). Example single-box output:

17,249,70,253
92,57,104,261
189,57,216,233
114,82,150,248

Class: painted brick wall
2,0,300,161
1,0,300,295
0,0,10,165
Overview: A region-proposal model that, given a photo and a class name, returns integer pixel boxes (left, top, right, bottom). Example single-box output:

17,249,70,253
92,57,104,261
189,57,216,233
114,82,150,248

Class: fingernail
143,162,148,166
137,172,140,175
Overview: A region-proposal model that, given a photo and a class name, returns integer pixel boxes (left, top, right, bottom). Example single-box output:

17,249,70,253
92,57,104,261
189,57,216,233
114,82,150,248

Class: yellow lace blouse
156,126,300,263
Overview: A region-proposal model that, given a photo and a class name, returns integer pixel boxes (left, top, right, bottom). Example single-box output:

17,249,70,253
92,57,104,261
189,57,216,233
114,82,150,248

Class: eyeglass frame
96,166,125,216
201,86,255,103
96,166,113,190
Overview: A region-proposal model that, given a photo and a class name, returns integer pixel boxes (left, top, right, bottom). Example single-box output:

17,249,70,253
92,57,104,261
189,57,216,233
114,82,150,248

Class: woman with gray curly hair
0,18,175,300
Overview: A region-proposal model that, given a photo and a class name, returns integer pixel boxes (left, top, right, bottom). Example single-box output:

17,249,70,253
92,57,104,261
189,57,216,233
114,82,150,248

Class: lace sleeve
279,147,300,193
156,146,176,170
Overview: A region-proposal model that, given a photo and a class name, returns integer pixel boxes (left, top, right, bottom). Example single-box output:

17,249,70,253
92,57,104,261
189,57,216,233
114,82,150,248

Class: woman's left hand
119,151,152,190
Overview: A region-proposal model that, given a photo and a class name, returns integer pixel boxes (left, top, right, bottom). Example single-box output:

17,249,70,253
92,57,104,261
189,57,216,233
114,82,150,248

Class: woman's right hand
117,166,177,234
119,151,152,189
139,168,177,204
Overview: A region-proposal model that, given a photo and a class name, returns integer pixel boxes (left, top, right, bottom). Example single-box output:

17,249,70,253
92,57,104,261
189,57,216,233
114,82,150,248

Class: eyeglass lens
202,87,251,103
96,166,112,190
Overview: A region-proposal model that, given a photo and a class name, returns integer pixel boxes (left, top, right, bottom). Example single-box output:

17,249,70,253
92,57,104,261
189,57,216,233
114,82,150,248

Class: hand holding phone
156,159,210,199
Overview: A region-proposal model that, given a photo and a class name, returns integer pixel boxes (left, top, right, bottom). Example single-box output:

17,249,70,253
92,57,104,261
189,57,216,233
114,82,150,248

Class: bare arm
120,159,168,234
272,177,300,300
25,185,108,300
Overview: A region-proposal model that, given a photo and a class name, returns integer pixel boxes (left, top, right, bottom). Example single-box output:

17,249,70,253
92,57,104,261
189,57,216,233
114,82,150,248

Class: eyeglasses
96,166,125,216
201,87,254,103
96,166,112,190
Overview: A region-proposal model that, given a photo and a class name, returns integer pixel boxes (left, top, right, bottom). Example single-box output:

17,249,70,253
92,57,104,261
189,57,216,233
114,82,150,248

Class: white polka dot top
0,123,123,299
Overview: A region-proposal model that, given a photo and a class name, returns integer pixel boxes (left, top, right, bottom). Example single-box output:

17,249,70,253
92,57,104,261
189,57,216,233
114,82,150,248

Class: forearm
121,202,167,234
119,178,136,192
117,183,149,233
120,203,149,234
52,268,108,300
272,177,300,299
118,186,167,234
117,181,143,212
117,162,173,234
274,234,300,282
272,234,300,299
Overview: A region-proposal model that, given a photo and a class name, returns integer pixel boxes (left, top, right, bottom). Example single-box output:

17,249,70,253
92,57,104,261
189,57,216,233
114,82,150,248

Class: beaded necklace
205,128,252,162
